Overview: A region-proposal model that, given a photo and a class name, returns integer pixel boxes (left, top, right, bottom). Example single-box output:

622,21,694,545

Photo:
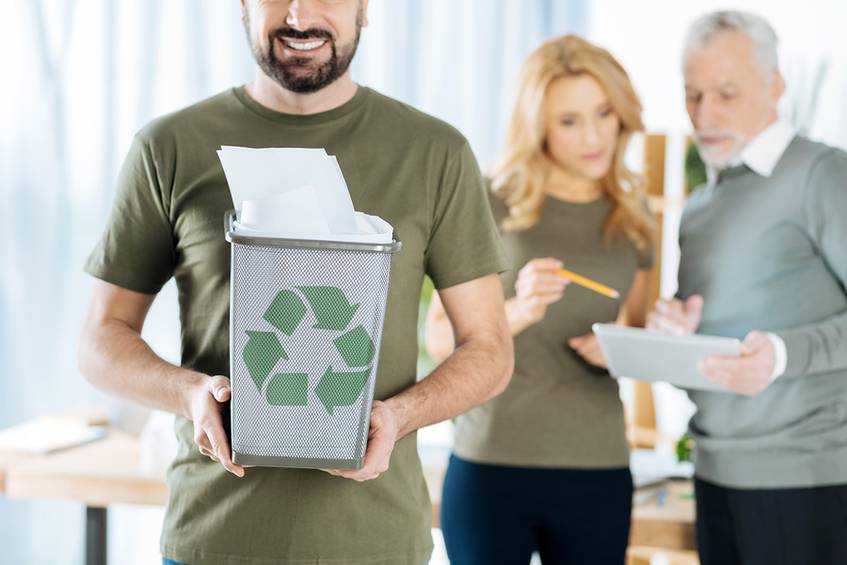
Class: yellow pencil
554,267,620,299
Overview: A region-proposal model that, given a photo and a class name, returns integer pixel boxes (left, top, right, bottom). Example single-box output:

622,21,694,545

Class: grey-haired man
648,10,847,565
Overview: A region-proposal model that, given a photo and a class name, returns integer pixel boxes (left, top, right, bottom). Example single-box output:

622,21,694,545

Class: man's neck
245,70,359,115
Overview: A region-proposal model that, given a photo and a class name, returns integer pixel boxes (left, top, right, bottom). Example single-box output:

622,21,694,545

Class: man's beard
244,10,362,94
694,129,747,169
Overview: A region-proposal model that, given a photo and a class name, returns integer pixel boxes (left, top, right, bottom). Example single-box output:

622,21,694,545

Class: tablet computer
592,323,741,391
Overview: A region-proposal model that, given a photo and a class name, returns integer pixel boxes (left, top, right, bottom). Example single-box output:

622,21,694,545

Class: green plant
676,431,694,463
685,141,707,194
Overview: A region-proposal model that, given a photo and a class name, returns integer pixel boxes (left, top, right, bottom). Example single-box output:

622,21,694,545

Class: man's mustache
273,27,334,42
695,129,743,144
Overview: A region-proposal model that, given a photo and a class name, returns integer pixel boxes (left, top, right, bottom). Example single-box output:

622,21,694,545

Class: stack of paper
0,417,106,455
217,147,393,243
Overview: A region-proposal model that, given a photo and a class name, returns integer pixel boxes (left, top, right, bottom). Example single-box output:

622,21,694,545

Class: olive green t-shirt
84,85,507,565
453,193,653,469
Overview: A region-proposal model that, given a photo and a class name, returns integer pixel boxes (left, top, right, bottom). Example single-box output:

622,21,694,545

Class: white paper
0,418,106,454
217,146,393,244
240,186,332,237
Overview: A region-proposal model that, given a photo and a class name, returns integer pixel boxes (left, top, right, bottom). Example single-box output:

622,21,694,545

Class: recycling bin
224,210,401,470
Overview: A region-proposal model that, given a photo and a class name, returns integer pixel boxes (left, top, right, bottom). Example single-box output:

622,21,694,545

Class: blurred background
1,1,846,563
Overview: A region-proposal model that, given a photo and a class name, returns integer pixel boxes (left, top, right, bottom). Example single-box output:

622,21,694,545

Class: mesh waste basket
224,210,401,469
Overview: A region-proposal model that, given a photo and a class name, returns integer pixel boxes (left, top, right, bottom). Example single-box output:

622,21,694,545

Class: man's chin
697,146,742,170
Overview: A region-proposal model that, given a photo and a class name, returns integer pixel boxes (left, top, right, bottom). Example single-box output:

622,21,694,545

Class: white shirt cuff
766,332,787,381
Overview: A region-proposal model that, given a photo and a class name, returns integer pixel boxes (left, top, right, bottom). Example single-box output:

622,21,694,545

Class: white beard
695,132,747,169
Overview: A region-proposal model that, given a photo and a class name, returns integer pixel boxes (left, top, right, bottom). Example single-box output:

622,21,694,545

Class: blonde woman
426,35,655,565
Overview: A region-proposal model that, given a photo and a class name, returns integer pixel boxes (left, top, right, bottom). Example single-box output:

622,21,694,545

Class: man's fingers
204,418,244,478
349,435,392,481
208,376,232,403
740,331,768,355
655,299,682,317
368,405,384,435
194,428,214,453
685,295,704,317
194,431,219,461
653,297,701,333
648,313,688,335
701,354,751,374
701,357,751,383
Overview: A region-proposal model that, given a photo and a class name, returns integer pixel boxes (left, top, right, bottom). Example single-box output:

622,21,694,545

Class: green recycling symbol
242,286,375,415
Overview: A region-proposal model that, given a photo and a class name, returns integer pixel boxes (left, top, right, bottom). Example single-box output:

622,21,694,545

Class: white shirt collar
705,119,796,189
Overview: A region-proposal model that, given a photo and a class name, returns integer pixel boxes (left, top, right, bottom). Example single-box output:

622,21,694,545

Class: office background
1,1,846,563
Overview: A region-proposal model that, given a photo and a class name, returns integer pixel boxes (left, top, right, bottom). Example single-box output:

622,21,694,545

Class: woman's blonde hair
491,34,655,252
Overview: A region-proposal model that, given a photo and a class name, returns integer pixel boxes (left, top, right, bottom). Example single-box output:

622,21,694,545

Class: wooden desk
0,450,32,492
631,480,696,550
627,546,699,565
4,428,167,507
1,428,167,565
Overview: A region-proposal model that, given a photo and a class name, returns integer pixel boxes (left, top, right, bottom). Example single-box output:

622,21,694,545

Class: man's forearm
78,319,205,419
385,333,512,439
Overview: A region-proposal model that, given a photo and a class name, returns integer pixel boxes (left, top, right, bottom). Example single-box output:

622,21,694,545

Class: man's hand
699,331,776,396
568,331,607,368
188,375,245,478
323,400,399,481
647,295,704,335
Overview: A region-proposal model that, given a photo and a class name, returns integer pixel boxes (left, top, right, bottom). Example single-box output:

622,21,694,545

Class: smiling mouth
279,37,329,52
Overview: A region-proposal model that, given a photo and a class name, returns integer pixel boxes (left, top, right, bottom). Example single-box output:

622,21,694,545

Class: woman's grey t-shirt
453,193,653,468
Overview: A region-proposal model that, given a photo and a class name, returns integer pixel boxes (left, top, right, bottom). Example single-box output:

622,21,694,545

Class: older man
648,10,847,565
77,1,513,564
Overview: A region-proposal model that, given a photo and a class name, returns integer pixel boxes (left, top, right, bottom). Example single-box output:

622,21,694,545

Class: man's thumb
209,376,231,402
686,295,704,316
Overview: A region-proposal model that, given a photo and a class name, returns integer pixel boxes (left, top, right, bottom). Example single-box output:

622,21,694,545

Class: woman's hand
568,331,607,368
514,258,571,326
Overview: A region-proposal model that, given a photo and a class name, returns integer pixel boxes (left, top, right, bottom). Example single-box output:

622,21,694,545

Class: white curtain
0,1,586,563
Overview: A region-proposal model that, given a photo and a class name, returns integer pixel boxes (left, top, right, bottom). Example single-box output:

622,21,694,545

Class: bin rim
224,210,402,253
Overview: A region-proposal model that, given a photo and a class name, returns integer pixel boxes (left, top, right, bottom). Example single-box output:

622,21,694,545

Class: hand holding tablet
593,323,741,391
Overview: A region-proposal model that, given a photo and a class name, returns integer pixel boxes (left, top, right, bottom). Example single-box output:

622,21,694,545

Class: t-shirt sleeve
485,181,509,227
84,134,176,294
425,141,509,289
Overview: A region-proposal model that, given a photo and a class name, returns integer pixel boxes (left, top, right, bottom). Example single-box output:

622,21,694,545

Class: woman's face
543,74,621,182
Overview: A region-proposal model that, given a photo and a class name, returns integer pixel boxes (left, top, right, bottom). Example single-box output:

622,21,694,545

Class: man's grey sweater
679,135,847,489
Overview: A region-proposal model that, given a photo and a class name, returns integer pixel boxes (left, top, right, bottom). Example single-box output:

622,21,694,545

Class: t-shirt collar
233,83,370,125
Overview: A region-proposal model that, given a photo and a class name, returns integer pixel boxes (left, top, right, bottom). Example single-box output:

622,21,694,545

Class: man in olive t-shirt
77,1,513,564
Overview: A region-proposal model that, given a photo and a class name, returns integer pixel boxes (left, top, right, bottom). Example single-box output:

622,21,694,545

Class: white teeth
284,39,326,51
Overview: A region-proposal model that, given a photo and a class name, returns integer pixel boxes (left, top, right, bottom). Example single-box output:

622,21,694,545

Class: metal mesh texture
229,241,393,469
